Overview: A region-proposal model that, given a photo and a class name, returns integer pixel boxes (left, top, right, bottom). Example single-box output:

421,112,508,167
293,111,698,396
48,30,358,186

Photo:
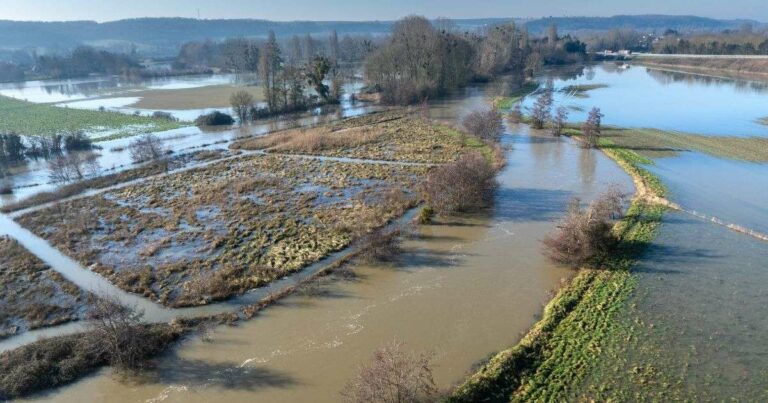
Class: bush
421,152,497,215
63,131,93,152
357,227,403,263
194,111,235,127
128,134,166,165
542,187,626,268
341,341,437,403
230,90,255,122
462,108,503,143
151,111,178,122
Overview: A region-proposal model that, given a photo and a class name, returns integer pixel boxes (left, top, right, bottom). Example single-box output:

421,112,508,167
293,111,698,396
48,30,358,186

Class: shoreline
448,128,668,401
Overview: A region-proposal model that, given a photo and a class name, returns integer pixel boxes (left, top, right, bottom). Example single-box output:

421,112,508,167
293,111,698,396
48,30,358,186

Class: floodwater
521,64,768,137
20,82,634,402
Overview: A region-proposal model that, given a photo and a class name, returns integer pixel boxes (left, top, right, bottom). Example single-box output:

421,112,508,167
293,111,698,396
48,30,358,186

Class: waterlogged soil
0,237,92,339
22,120,635,403
17,154,426,307
233,111,484,163
576,213,768,401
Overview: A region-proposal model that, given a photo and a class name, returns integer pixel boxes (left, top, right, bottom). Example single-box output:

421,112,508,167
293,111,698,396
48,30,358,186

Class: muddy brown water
20,83,633,402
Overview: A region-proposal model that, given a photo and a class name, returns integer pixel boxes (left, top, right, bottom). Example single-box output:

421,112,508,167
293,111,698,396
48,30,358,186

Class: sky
0,0,766,22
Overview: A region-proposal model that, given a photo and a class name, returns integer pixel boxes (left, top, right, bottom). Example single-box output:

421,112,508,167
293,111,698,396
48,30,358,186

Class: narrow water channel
21,84,633,402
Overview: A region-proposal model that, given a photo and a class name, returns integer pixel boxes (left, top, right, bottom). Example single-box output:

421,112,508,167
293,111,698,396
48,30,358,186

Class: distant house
618,49,633,56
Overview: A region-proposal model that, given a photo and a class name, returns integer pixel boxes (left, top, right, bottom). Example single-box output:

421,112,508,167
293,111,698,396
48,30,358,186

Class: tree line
364,18,587,105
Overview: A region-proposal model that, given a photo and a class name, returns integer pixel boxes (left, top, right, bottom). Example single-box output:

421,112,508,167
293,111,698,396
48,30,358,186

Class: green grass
560,84,609,98
0,95,184,141
601,127,768,163
493,82,540,110
447,141,667,403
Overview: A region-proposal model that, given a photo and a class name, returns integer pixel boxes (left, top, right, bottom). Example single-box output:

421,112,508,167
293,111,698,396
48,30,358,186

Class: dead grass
0,237,93,338
128,84,265,110
17,154,425,307
232,111,490,164
638,57,768,79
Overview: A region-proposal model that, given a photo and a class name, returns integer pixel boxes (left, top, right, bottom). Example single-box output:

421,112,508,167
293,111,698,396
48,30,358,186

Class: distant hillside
524,15,764,35
0,15,762,58
0,18,514,56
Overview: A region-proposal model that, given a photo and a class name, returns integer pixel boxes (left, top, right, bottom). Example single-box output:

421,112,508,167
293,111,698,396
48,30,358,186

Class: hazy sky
1,0,767,22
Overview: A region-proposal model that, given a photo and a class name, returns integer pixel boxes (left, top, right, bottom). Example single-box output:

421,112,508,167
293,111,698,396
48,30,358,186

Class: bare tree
543,186,626,268
462,108,503,143
582,107,604,148
421,152,497,215
129,134,166,165
230,90,255,122
530,91,553,129
341,341,437,403
86,297,150,370
47,152,100,183
552,106,569,136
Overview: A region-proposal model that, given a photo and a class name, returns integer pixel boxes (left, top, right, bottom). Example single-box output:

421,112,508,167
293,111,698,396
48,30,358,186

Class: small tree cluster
194,111,235,127
421,152,496,215
230,90,255,122
542,187,626,268
47,152,100,183
462,108,503,143
530,91,553,129
86,298,152,371
551,106,569,136
581,107,604,148
357,227,403,264
341,341,437,403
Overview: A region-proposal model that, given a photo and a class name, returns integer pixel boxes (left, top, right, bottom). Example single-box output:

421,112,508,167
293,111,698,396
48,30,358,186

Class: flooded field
14,80,634,402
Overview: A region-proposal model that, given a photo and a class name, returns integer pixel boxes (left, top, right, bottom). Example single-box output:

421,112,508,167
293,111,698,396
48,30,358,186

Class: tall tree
259,31,283,112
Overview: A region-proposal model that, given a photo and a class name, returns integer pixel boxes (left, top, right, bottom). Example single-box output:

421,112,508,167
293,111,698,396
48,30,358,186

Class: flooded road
20,83,633,402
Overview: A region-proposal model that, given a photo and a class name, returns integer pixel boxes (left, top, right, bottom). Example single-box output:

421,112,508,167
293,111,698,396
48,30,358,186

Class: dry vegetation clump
0,237,93,338
462,108,503,143
342,340,437,403
0,321,182,400
232,111,488,164
18,154,426,307
356,227,403,264
421,152,497,215
543,187,626,268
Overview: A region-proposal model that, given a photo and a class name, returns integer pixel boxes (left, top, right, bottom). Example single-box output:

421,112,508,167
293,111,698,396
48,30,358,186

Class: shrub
63,131,93,152
230,90,255,122
194,111,235,127
416,206,435,224
341,341,437,403
151,111,178,122
357,227,403,263
421,152,497,215
508,104,523,124
128,134,166,164
462,108,503,143
542,187,626,268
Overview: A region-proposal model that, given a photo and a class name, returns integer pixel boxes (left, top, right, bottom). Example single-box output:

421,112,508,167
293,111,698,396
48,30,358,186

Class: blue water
522,64,768,137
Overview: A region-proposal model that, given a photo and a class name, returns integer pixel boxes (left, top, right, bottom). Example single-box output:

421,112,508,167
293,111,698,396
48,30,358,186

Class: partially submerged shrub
421,152,497,215
543,187,626,268
128,133,167,165
462,108,503,143
416,206,434,224
357,227,403,264
195,111,235,127
151,111,178,122
341,340,437,403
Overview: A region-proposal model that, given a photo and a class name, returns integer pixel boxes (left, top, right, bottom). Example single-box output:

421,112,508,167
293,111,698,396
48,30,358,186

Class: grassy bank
448,134,667,402
637,57,768,80
129,84,265,110
0,95,183,141
601,127,768,163
492,82,540,110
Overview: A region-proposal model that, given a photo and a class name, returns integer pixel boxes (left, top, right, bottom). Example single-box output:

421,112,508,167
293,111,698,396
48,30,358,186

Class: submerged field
600,127,768,163
17,153,427,307
0,95,183,141
0,237,92,339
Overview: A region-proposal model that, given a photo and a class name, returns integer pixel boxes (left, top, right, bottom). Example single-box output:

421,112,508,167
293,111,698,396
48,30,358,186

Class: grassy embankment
636,57,768,80
492,82,540,110
448,131,667,402
559,83,609,98
0,95,183,141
